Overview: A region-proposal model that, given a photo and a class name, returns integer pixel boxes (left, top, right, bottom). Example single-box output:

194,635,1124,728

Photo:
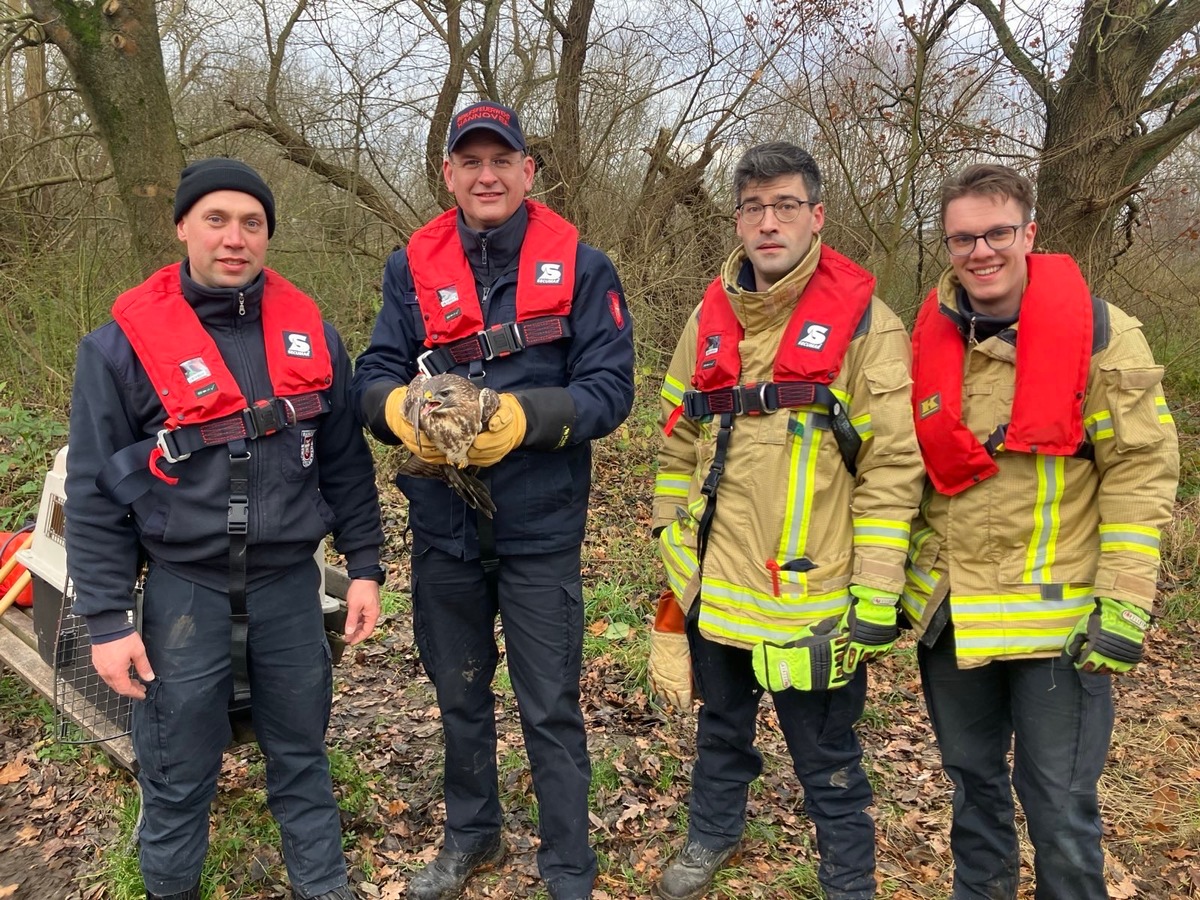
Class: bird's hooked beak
421,389,443,417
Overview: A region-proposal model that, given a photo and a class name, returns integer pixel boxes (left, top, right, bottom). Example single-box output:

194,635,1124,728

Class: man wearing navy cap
354,102,634,900
66,157,385,900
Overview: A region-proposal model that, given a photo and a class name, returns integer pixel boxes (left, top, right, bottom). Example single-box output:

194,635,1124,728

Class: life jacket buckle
156,428,190,464
480,322,524,360
417,349,436,377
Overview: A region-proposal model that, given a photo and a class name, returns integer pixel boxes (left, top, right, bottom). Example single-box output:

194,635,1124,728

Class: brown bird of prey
397,372,500,516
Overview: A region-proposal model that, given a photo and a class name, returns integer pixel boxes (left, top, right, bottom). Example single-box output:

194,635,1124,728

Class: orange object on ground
0,531,34,608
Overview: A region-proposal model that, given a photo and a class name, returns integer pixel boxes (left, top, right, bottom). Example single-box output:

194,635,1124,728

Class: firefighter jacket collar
180,260,265,325
912,253,1091,496
456,201,527,286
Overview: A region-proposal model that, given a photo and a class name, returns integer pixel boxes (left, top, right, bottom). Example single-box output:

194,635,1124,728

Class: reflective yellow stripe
654,472,689,499
853,517,910,551
661,374,685,406
1085,409,1113,442
900,565,941,624
1156,395,1174,425
1099,523,1161,559
952,590,1094,659
659,521,698,600
777,412,821,565
1023,455,1065,583
851,413,873,441
698,583,851,644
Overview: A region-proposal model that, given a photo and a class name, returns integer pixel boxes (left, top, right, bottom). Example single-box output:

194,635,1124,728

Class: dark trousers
918,624,1114,900
686,625,877,900
133,560,344,898
411,542,596,896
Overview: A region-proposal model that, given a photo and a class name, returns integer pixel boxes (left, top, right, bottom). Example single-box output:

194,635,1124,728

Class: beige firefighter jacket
654,238,925,651
903,267,1180,667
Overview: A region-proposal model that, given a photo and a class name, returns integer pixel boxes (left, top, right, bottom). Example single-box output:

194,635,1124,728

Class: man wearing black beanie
65,157,385,900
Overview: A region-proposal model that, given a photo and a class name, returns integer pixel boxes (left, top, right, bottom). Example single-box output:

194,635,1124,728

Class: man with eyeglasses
649,141,924,899
352,101,634,900
905,163,1179,898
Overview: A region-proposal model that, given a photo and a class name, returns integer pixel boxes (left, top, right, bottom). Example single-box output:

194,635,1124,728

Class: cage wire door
53,581,132,743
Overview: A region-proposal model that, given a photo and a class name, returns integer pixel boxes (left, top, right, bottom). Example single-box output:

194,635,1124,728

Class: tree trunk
28,0,184,275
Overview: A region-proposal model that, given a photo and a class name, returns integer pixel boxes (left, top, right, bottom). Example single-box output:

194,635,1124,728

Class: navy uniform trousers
918,623,1114,900
686,624,877,900
133,560,346,898
410,541,597,898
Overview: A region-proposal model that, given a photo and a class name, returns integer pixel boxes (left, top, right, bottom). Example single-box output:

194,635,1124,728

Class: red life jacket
111,264,331,484
407,199,577,356
666,245,875,434
911,253,1092,497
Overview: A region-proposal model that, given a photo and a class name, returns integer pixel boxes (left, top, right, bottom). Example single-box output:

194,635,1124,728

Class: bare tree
26,0,183,274
969,0,1200,281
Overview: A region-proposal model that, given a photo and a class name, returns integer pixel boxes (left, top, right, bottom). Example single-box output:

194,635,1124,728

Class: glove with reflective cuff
1066,596,1151,675
466,387,577,466
840,584,900,674
751,616,850,692
647,589,692,708
383,385,449,464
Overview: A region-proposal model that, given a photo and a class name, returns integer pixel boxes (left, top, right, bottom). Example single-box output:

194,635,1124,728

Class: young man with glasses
905,163,1179,898
353,101,634,900
648,141,924,899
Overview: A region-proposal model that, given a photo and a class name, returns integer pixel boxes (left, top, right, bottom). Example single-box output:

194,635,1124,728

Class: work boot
307,886,356,900
654,840,741,900
406,835,505,900
146,884,200,900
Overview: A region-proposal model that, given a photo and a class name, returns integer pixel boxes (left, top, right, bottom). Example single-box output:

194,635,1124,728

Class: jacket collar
720,236,822,334
180,260,265,326
456,202,529,283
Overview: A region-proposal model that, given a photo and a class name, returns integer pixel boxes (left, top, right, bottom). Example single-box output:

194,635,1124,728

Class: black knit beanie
173,158,276,237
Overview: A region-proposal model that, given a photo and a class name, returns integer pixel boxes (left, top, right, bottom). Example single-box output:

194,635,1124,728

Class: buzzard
397,372,500,516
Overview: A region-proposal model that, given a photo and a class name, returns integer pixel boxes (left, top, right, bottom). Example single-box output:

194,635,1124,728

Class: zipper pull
967,314,978,347
480,236,488,269
238,292,246,317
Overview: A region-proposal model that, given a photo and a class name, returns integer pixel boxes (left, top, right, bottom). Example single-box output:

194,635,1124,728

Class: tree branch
966,0,1054,105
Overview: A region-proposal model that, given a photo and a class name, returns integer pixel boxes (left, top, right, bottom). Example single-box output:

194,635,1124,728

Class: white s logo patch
285,332,313,358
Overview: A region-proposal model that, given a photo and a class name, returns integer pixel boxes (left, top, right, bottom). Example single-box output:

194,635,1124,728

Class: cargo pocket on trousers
133,678,170,783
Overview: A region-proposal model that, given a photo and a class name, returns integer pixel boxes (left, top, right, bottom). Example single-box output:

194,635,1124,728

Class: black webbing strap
681,382,862,477
227,440,251,700
983,424,1095,462
475,481,501,604
97,392,329,505
417,317,573,375
695,413,734,565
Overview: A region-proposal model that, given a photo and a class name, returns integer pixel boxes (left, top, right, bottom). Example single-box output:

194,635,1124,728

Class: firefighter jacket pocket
1100,364,1166,452
862,360,914,451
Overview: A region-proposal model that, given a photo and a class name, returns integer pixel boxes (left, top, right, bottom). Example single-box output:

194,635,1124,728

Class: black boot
146,884,200,900
306,886,356,900
406,835,505,900
654,840,741,900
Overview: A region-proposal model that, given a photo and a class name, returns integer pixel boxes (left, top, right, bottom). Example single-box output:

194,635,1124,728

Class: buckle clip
242,399,287,439
156,429,190,464
227,496,249,535
480,323,524,360
417,349,436,377
738,383,772,416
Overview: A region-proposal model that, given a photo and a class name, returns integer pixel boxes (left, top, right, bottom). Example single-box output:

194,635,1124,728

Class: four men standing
62,106,1179,899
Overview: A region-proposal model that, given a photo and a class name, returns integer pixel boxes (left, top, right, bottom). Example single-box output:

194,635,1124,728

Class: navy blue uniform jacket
352,206,634,559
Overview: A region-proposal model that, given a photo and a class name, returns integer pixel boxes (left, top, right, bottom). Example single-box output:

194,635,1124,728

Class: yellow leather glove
465,392,527,467
384,386,449,464
647,590,693,708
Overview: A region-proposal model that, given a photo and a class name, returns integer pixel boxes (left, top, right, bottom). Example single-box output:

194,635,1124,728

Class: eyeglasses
451,155,522,172
735,198,818,225
942,223,1029,256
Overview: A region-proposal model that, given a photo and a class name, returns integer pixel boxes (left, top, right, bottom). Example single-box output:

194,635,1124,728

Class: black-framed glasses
942,223,1029,256
735,198,818,225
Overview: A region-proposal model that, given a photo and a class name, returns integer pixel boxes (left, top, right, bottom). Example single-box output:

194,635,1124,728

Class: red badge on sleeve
607,290,626,330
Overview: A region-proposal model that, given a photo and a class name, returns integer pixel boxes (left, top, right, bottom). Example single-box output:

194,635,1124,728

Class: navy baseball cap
447,101,526,154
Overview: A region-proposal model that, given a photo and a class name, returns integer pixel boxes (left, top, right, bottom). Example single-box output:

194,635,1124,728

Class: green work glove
840,585,900,674
1066,597,1151,675
752,616,850,692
